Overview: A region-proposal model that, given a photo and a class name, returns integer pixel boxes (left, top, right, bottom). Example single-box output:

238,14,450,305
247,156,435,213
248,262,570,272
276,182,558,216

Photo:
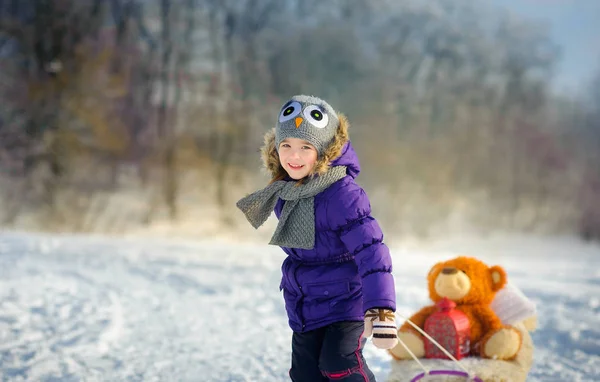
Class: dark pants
289,321,376,382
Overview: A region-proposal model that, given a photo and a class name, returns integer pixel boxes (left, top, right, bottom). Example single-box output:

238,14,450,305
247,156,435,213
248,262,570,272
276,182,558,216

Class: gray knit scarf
236,166,347,249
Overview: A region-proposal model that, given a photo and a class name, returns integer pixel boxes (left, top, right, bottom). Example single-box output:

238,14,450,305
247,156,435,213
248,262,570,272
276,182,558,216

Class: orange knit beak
295,117,303,128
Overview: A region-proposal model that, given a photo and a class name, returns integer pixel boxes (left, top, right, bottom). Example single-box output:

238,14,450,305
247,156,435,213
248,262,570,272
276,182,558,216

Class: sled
387,283,537,382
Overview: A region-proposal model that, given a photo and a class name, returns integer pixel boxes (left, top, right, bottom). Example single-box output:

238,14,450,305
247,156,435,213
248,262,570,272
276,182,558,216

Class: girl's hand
364,309,398,349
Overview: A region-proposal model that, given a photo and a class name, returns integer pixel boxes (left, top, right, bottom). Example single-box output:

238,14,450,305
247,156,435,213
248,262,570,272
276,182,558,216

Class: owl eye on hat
275,95,340,157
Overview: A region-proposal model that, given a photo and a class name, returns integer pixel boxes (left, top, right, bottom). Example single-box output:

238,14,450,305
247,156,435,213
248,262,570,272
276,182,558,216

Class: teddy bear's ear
489,265,507,292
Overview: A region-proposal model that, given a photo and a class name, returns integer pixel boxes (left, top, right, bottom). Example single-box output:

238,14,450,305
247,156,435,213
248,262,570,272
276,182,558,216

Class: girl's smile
278,138,318,179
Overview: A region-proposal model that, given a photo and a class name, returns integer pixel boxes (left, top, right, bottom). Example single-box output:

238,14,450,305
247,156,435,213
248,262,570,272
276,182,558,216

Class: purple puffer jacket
275,141,396,333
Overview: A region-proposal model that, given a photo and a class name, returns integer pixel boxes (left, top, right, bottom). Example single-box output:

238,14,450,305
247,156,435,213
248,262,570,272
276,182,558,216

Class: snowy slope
0,232,599,381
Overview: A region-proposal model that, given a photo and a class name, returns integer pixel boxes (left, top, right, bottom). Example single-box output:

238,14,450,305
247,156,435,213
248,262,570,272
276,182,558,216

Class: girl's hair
269,170,287,184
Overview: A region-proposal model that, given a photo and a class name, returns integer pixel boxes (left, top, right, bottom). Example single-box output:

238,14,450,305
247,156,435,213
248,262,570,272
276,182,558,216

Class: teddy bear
389,256,522,361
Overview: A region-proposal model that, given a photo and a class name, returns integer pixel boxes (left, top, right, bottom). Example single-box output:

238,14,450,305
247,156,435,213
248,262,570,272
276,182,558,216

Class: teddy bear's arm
474,305,504,334
399,305,437,333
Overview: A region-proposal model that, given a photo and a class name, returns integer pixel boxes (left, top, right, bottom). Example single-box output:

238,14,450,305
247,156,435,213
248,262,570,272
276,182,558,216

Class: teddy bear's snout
442,267,458,275
434,268,472,301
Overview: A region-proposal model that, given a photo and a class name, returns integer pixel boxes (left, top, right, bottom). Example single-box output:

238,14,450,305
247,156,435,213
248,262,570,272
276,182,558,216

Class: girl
237,95,398,382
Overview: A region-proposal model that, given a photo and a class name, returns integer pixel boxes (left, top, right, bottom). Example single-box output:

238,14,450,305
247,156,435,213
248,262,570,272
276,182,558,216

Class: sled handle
410,370,484,382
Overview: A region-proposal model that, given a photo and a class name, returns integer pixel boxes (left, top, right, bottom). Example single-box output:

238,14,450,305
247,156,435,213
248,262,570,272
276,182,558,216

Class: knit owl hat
275,95,340,157
236,95,347,249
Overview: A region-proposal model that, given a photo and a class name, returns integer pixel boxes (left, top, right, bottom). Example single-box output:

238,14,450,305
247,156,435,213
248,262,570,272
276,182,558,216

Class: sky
489,0,600,95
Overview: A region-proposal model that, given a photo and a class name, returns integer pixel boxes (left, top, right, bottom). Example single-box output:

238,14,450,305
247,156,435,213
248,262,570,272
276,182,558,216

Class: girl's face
278,138,318,180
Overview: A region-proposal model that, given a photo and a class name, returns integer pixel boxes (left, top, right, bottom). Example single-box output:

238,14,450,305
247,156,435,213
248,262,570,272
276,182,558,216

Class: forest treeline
0,0,598,241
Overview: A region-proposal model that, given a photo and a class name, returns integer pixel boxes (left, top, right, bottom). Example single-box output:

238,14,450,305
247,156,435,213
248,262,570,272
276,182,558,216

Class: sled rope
393,327,430,373
395,312,477,381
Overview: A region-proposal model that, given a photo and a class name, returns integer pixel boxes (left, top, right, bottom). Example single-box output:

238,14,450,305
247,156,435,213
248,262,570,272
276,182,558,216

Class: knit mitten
364,308,398,349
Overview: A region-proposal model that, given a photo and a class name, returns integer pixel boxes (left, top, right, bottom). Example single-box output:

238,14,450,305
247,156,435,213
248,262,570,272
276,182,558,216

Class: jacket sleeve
327,184,396,313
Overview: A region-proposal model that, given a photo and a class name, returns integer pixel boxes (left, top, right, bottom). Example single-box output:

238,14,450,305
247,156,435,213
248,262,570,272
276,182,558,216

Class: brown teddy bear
389,256,522,361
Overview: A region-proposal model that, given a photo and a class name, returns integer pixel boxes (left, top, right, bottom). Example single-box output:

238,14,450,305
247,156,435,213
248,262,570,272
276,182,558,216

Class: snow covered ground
0,231,599,381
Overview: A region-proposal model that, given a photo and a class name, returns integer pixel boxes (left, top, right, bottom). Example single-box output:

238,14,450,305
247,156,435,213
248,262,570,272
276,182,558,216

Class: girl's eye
302,146,313,150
